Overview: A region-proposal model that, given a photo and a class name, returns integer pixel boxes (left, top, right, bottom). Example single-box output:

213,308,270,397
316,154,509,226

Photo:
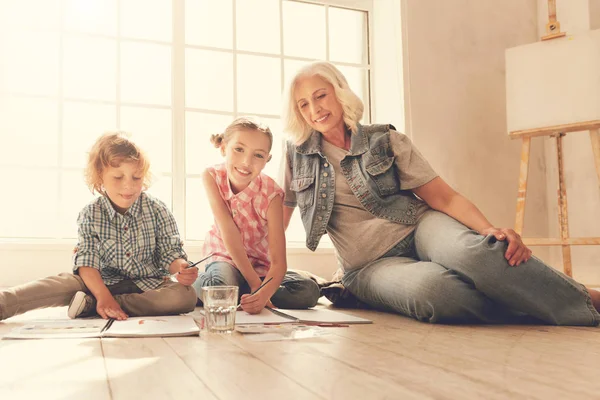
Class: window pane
0,168,58,238
120,42,171,106
62,102,117,169
121,0,172,42
236,0,280,54
185,112,232,175
146,175,172,210
63,36,117,101
185,0,232,49
0,0,60,31
282,1,325,59
1,31,59,96
59,170,97,239
237,55,281,115
186,177,211,240
0,96,58,167
120,106,172,174
63,0,117,36
329,7,367,64
186,49,233,112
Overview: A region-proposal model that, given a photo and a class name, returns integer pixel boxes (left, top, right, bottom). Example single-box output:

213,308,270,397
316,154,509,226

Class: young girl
193,117,320,314
0,132,198,321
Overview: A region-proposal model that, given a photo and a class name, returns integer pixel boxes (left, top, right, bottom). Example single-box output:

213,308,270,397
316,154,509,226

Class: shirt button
321,193,327,198
318,216,323,221
324,163,329,168
322,206,326,210
323,172,329,177
126,252,131,257
124,226,128,231
321,183,326,188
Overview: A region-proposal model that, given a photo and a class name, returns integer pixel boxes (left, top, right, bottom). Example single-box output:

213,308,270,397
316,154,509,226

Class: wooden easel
541,0,566,41
510,121,600,276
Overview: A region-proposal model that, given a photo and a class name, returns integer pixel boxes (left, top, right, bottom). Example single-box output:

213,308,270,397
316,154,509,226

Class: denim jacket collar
296,124,369,156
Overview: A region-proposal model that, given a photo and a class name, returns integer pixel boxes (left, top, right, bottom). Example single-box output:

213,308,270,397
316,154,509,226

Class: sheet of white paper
199,308,297,325
2,319,107,339
274,308,372,324
106,316,200,337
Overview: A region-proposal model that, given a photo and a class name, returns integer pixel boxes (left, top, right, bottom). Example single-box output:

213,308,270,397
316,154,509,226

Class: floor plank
0,338,110,400
102,337,217,400
166,334,321,400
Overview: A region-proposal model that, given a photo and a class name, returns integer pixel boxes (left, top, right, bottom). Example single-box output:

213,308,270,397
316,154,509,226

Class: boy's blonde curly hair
85,131,152,194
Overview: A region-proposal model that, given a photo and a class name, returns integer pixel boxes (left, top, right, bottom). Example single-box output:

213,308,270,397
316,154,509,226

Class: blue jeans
342,210,600,325
193,262,320,309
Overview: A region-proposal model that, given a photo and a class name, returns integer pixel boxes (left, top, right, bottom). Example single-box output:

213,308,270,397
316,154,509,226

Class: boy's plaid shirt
73,192,187,291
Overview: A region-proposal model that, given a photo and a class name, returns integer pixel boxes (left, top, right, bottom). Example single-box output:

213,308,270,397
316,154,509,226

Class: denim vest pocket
365,156,400,196
290,176,315,211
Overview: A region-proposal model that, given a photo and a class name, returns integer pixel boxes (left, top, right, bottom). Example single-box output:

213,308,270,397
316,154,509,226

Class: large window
0,0,371,246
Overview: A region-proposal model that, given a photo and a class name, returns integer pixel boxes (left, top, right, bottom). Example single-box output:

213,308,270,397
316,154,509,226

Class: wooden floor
1,302,599,400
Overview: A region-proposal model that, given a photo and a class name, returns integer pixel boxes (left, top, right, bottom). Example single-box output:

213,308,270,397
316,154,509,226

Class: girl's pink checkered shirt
202,163,284,277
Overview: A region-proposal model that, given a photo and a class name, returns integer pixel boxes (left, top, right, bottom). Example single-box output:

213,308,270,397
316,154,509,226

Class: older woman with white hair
281,60,600,325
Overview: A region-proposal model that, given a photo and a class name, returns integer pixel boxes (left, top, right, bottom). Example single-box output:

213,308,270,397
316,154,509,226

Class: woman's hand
480,227,532,266
96,295,128,320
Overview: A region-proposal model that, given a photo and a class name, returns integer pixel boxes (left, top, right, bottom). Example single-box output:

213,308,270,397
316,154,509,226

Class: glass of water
202,286,239,333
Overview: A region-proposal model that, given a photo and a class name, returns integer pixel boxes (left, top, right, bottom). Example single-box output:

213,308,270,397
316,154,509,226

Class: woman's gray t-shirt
319,130,437,271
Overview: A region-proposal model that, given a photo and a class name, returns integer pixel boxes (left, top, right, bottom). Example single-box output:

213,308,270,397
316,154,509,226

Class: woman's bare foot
586,288,600,312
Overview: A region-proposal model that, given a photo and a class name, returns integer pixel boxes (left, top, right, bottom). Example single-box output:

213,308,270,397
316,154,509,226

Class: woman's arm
413,177,532,266
202,169,262,289
240,195,287,314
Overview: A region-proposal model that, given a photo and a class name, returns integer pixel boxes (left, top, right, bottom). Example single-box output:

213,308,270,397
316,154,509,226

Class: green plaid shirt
73,192,187,291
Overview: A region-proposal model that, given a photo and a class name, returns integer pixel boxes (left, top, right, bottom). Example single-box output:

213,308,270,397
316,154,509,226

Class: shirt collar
99,192,143,220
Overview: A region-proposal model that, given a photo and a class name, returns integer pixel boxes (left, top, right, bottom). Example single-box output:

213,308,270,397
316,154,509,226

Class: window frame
1,0,408,286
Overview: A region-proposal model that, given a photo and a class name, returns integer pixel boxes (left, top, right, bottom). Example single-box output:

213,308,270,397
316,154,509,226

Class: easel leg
555,134,572,277
589,129,600,188
515,137,531,236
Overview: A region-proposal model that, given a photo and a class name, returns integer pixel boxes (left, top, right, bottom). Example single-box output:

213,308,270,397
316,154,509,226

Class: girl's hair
210,116,274,151
283,61,364,145
85,131,152,194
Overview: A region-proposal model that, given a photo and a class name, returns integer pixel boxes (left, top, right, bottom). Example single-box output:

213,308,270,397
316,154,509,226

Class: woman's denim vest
286,123,423,251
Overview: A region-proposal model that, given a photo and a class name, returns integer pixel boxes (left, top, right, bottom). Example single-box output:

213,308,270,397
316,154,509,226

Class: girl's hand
239,291,273,314
175,265,199,286
96,295,128,320
480,227,532,267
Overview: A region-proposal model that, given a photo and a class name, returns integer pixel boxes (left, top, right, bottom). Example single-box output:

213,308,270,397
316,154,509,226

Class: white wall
400,0,550,260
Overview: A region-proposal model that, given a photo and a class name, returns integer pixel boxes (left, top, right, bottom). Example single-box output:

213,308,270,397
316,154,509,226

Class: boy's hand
96,295,128,320
176,265,199,286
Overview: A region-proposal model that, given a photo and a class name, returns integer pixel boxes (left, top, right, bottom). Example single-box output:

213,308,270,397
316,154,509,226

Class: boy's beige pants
0,273,197,320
